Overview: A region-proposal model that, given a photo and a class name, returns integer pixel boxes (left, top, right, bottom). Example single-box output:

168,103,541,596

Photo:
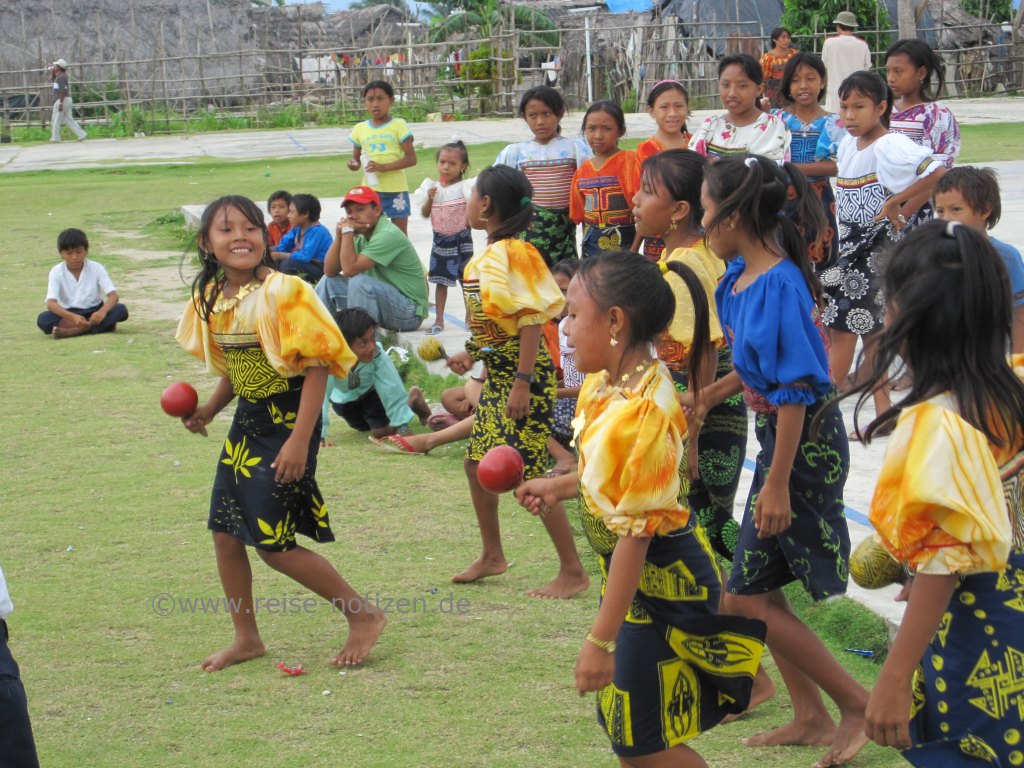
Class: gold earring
610,332,618,347
668,219,678,231
728,222,736,230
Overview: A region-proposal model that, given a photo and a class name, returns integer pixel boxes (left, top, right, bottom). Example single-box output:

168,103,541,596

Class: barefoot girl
421,140,473,334
690,54,790,162
495,86,592,265
570,100,641,259
636,80,692,260
886,39,960,168
633,149,778,715
631,149,744,561
445,166,589,599
176,195,385,671
696,156,868,767
760,27,797,108
848,221,1024,765
818,71,946,437
347,80,417,234
774,52,846,269
515,251,765,765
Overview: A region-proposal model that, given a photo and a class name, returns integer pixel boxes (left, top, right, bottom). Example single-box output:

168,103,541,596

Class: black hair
186,195,274,321
267,190,292,208
363,80,394,99
57,227,89,252
886,38,945,102
703,155,825,306
550,259,578,281
647,80,689,108
718,53,764,86
838,70,893,128
518,86,566,120
474,165,535,244
335,307,377,345
780,52,827,103
576,251,709,402
290,193,321,222
436,140,470,178
770,27,791,45
934,166,1002,229
583,100,626,135
640,149,706,227
842,220,1024,446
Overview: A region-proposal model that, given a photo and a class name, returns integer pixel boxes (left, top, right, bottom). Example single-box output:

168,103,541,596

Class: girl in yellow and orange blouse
515,251,765,763
841,220,1024,765
445,165,589,599
175,195,385,672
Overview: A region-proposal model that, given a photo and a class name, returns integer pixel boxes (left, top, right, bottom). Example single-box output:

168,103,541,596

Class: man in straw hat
49,59,87,143
821,12,872,113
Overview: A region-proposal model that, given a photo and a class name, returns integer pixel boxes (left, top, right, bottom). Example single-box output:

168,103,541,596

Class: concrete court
11,97,1024,634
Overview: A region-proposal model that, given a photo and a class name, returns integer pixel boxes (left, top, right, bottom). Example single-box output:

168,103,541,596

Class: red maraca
161,381,199,418
477,445,525,494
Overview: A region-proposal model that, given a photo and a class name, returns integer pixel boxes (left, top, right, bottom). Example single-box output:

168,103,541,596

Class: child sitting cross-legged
321,308,431,444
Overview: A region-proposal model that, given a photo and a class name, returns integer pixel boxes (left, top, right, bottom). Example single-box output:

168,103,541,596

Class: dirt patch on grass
117,263,191,323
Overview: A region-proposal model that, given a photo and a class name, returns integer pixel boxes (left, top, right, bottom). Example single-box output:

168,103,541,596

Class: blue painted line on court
741,458,871,528
286,133,309,150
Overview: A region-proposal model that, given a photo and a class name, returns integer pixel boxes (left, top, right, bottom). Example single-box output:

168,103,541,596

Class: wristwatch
585,632,617,654
341,226,355,235
514,371,535,384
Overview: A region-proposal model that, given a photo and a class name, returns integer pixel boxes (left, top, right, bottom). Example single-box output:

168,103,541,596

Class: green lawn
4,123,1012,767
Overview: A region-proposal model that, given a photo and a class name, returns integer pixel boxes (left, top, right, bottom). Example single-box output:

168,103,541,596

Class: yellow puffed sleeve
576,366,691,537
255,273,357,379
175,295,228,377
474,240,565,331
869,396,1011,575
663,244,725,350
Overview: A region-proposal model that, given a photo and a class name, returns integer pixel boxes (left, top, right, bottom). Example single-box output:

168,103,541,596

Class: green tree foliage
960,0,1014,22
781,0,891,54
426,0,559,47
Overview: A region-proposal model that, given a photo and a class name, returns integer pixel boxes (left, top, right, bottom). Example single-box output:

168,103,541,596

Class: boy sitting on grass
37,228,129,339
321,307,431,445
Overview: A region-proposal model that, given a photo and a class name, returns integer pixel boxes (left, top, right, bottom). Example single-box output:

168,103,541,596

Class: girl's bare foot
743,716,836,747
407,386,431,425
452,557,508,583
814,711,869,767
331,612,387,667
200,637,266,672
527,569,589,599
722,666,777,723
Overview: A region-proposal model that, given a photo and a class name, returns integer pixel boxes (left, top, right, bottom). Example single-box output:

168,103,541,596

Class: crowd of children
32,34,1018,768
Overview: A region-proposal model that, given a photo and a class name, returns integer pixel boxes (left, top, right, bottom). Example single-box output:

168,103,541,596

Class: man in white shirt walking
49,59,87,143
822,12,873,113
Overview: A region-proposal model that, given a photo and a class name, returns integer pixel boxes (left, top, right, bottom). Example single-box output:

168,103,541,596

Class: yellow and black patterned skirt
579,498,766,757
466,340,555,480
905,548,1024,766
208,378,333,552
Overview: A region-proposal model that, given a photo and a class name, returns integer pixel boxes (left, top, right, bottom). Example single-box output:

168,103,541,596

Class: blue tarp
606,0,655,13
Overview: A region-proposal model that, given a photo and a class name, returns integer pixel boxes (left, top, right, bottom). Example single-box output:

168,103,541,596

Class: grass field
3,123,1013,767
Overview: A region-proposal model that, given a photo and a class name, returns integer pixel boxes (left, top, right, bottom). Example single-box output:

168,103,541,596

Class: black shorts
333,388,390,432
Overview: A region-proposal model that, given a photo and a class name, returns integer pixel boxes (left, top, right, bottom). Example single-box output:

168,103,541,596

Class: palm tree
348,0,423,22
426,0,559,47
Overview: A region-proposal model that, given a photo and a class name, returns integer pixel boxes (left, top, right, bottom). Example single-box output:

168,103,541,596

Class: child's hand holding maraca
182,404,216,437
515,477,564,517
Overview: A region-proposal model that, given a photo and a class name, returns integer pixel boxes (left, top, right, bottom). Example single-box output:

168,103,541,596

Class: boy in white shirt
37,228,129,338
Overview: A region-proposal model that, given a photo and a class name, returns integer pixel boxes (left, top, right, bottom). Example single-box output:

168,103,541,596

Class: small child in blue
321,308,431,444
932,166,1024,353
270,193,332,284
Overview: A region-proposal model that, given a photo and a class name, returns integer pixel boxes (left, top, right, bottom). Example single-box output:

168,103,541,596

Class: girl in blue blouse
687,154,867,767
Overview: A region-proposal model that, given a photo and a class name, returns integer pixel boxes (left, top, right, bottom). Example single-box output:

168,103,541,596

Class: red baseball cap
342,186,381,207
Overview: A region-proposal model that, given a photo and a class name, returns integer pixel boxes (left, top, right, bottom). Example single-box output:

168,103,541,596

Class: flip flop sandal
368,434,426,455
425,324,444,336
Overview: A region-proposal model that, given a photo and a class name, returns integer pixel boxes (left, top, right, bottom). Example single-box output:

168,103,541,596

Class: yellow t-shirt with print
349,117,413,193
